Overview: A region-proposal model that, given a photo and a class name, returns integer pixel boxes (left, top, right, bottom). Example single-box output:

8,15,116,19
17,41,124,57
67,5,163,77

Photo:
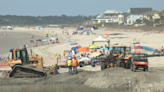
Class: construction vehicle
100,45,164,71
7,48,59,78
100,45,131,70
130,53,148,72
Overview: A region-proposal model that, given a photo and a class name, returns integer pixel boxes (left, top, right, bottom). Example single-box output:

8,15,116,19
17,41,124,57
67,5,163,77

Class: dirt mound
0,67,164,92
84,67,162,91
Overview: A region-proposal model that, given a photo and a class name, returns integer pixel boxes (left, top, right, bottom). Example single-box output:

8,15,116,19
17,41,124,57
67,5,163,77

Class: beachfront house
91,10,129,25
142,10,160,22
126,8,152,25
159,10,164,17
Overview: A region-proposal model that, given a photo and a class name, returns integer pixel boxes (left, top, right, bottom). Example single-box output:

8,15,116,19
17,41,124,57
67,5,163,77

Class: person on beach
72,57,78,74
102,48,105,53
29,34,31,39
36,43,38,47
6,53,10,61
20,45,23,49
55,52,59,64
56,38,58,42
161,46,163,54
67,57,72,75
63,50,66,59
24,44,26,48
72,49,75,56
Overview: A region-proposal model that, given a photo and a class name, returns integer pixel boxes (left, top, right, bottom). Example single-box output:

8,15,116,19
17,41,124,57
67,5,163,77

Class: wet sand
0,31,43,56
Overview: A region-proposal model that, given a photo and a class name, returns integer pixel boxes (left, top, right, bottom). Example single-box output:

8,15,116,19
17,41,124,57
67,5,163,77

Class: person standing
102,48,105,54
72,49,75,56
67,57,72,75
55,52,59,64
6,53,10,61
24,44,26,48
63,50,66,59
56,38,58,42
161,46,164,54
72,57,78,74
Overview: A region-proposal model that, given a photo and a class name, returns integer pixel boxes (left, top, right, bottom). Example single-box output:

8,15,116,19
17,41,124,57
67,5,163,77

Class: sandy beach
1,27,164,92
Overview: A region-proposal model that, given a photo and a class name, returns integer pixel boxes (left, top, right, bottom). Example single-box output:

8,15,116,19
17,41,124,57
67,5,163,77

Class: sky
0,0,163,16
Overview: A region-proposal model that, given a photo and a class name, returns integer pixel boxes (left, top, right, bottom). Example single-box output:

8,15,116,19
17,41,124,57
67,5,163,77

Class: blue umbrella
70,42,78,45
100,47,108,50
136,44,154,52
66,54,72,57
109,47,113,50
51,37,56,40
64,40,71,43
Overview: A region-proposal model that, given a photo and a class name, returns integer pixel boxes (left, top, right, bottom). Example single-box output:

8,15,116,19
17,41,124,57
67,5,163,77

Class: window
100,20,106,23
113,47,126,56
16,51,20,59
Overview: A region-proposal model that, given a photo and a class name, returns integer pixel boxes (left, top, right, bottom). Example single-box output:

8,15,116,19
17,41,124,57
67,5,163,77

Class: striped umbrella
89,52,101,57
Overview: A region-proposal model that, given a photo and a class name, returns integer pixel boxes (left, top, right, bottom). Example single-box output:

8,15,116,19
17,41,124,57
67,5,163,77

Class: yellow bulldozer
7,48,59,78
100,45,131,70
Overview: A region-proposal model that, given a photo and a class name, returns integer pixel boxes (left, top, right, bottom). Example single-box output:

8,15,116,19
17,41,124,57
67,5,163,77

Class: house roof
130,8,152,14
142,10,160,15
159,10,164,16
104,10,123,14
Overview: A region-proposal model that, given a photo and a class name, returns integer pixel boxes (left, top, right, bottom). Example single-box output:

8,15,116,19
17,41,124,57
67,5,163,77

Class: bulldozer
7,48,59,78
100,45,131,70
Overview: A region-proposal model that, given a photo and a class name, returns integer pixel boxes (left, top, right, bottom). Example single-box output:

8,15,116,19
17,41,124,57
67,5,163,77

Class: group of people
67,56,78,75
0,53,11,61
55,51,78,75
29,34,34,39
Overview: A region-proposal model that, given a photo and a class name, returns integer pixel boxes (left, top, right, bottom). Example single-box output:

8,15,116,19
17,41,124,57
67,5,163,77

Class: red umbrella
77,47,89,52
134,46,142,49
103,33,109,35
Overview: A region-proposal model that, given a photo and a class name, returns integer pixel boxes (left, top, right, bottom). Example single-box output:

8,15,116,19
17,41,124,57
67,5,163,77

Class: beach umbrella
103,33,109,36
42,39,48,45
51,37,56,40
64,40,71,49
89,52,101,57
66,54,72,57
77,47,89,52
100,47,108,50
64,40,71,43
109,47,113,50
70,42,78,45
136,44,154,52
134,46,142,49
89,45,99,49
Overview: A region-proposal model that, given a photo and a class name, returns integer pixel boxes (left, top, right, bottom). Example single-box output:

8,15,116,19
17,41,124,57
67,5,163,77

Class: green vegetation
95,23,114,27
0,15,89,26
133,16,164,26
133,18,153,26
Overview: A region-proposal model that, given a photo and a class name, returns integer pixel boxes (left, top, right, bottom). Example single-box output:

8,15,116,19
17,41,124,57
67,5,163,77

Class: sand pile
84,67,164,91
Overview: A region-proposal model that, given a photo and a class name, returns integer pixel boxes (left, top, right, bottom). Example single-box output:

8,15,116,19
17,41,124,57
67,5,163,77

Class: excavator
7,48,59,78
